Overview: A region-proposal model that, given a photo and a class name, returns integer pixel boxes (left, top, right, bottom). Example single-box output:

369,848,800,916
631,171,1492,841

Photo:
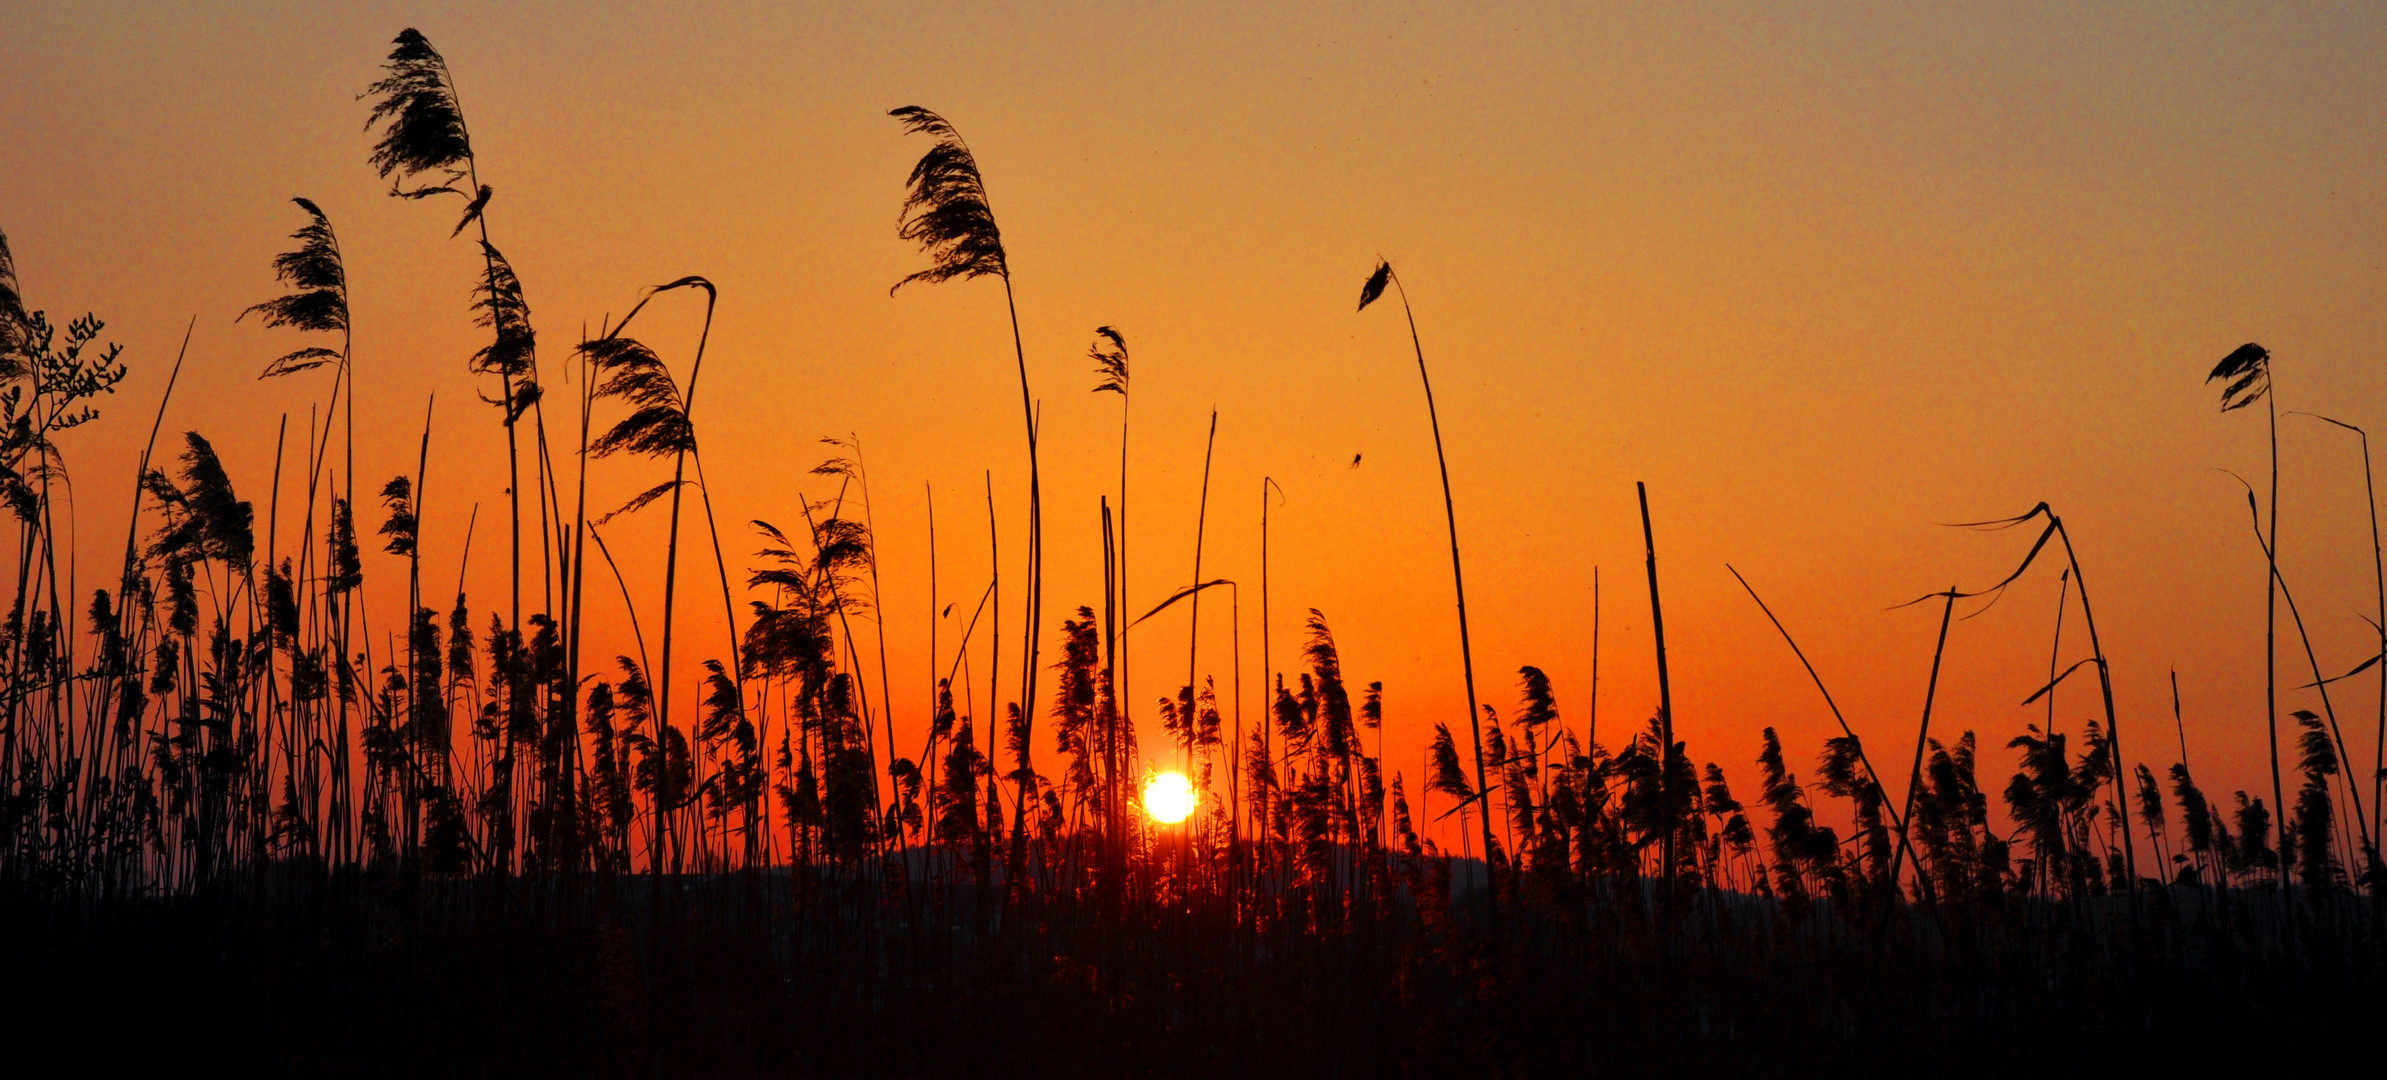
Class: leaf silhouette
1892,503,2060,613
2298,651,2383,690
1129,578,1233,628
259,347,343,378
2019,656,2102,706
598,479,691,525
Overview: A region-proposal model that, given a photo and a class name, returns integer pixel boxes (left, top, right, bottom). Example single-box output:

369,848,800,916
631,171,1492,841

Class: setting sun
1142,772,1197,824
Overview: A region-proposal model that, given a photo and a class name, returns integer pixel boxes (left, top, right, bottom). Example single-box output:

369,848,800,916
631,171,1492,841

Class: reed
1358,260,1495,888
0,31,2382,1075
2210,343,2295,921
1636,482,1680,921
1091,327,1130,795
2291,412,2387,882
890,106,1044,902
1181,409,1219,775
2236,486,2378,882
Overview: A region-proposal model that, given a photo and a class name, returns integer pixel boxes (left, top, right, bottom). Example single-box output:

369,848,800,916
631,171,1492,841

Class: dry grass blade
2019,656,2102,706
452,184,493,238
2296,651,2382,690
1130,578,1233,627
1726,564,1904,835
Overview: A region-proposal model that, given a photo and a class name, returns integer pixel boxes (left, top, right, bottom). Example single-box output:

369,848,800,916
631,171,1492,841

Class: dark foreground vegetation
8,868,2380,1077
3,27,2382,1079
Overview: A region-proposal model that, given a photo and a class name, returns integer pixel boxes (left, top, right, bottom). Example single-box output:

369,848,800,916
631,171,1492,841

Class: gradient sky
6,2,2386,847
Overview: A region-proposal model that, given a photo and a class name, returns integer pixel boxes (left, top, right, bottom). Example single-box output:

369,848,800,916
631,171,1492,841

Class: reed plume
366,26,541,651
0,230,30,370
6,32,2386,1072
2209,343,2293,912
2171,762,2220,885
1942,503,2142,900
240,198,347,378
891,106,1044,897
2292,710,2343,897
1091,326,1131,852
2290,412,2387,885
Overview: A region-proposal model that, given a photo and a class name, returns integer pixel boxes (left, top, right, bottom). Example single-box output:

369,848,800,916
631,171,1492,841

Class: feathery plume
0,228,28,373
240,198,349,377
1090,326,1129,395
887,107,1006,292
363,29,475,201
2207,342,2270,412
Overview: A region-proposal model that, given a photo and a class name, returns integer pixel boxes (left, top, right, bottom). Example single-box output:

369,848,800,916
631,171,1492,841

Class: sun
1142,771,1197,824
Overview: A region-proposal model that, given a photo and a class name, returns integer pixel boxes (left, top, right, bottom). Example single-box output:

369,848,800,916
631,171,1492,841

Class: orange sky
6,2,2387,849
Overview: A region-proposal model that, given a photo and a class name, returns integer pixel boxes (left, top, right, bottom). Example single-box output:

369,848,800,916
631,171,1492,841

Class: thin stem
1385,268,1494,892
1638,482,1676,928
2267,395,2293,925
1726,565,1905,838
1185,409,1218,774
2052,518,2139,904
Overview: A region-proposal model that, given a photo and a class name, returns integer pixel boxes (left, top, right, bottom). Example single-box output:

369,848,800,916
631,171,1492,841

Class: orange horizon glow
6,5,2387,857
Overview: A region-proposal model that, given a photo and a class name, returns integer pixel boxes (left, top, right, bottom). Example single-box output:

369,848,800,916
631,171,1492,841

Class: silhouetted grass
0,26,2381,1079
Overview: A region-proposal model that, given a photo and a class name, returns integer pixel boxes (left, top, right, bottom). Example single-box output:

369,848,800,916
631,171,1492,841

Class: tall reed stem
1726,565,1905,839
1587,565,1599,755
1885,589,1956,900
1637,482,1676,927
2295,412,2387,877
2050,517,2141,905
2265,395,2292,928
1372,267,1494,883
1184,409,1218,775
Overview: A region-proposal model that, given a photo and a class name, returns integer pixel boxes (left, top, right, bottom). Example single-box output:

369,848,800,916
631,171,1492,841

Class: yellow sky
6,2,2386,841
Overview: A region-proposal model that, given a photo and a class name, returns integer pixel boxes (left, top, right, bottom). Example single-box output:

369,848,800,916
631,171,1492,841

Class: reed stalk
1184,409,1218,775
2292,412,2387,880
1358,261,1494,886
1637,482,1678,925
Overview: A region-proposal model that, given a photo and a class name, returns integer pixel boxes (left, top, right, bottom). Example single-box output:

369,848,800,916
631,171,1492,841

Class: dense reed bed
1,27,2381,1078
